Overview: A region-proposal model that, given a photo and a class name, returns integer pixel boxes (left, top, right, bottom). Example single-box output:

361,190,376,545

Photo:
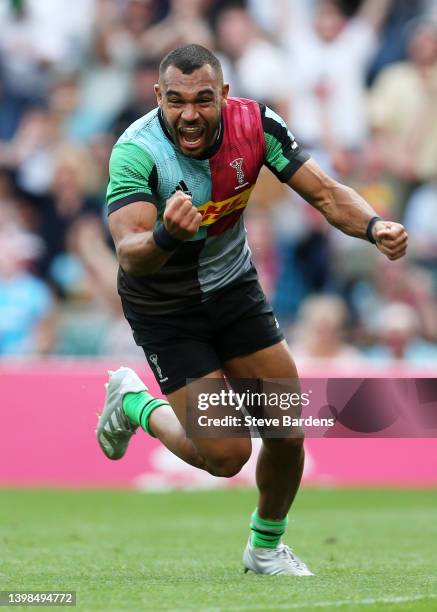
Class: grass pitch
1,488,436,611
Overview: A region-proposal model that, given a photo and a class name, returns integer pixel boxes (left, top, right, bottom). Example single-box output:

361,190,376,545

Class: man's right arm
109,194,202,276
109,200,169,276
107,141,202,276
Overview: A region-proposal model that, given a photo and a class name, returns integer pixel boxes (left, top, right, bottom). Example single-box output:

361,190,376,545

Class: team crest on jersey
230,158,249,190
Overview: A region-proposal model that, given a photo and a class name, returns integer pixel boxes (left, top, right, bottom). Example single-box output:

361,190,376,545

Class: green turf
1,488,436,611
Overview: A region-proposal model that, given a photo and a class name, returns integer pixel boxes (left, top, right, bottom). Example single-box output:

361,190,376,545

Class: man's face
155,64,229,158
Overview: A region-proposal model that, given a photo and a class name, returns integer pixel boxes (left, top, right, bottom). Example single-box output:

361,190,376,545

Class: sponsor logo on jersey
197,186,253,226
230,158,249,190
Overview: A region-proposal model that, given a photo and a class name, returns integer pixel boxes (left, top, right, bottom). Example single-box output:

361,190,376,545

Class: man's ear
154,83,162,107
221,83,230,106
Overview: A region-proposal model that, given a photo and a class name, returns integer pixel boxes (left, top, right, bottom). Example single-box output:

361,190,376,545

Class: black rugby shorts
123,277,284,395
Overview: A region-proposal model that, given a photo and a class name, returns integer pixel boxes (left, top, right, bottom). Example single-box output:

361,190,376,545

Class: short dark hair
159,44,223,83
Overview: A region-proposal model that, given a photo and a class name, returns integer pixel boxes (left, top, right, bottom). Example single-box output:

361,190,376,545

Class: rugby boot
96,367,146,460
243,538,314,576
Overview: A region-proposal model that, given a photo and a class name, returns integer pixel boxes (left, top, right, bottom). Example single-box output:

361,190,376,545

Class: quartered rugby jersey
106,97,309,315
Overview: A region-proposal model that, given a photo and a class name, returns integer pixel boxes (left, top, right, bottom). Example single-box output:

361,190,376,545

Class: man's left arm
288,158,408,261
259,104,407,260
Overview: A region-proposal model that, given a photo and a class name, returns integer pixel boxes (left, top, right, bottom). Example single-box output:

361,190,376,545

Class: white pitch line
165,593,437,612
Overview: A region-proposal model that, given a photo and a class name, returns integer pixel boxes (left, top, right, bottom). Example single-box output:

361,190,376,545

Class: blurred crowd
0,0,436,367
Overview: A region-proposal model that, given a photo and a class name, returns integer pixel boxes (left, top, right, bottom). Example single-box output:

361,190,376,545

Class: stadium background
1,0,436,488
0,2,437,610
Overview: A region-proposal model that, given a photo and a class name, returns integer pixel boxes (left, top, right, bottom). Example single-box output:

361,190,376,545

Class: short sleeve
106,141,158,215
260,104,310,182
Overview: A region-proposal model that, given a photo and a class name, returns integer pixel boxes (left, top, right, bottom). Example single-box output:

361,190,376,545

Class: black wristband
153,224,183,252
366,216,382,244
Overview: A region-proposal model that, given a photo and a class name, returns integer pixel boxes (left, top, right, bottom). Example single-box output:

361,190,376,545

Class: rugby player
97,44,408,576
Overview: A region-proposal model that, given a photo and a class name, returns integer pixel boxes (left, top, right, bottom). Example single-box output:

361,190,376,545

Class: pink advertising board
0,361,436,488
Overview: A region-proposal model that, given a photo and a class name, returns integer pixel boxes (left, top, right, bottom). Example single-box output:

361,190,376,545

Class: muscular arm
259,104,407,260
106,138,202,276
288,159,374,239
109,201,172,276
109,192,202,276
288,159,408,260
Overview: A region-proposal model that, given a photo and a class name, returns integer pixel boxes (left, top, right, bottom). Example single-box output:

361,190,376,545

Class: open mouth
178,126,205,149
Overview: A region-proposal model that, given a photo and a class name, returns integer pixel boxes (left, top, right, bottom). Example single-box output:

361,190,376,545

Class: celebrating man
97,44,407,575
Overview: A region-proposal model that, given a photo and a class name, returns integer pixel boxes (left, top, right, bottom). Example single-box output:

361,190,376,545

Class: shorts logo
230,158,249,190
149,353,168,383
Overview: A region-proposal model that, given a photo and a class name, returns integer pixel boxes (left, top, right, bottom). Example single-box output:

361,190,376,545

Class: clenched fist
373,221,408,261
163,192,202,240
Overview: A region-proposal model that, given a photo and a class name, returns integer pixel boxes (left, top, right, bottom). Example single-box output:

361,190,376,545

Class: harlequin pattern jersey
107,98,309,315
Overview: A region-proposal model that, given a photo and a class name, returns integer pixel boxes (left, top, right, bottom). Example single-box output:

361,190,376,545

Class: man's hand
164,192,202,240
373,221,408,261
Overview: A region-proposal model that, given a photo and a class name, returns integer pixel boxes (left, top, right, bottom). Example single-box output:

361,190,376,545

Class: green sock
122,391,169,438
250,509,288,549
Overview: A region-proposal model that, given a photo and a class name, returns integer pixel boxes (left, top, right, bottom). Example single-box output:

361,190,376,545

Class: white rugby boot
96,367,147,460
243,538,314,576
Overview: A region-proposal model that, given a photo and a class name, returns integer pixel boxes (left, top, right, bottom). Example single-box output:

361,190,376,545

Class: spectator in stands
140,0,213,59
87,132,116,201
368,18,437,186
0,106,57,198
0,194,55,355
0,0,95,103
93,0,160,71
404,182,437,263
48,72,85,144
367,0,431,84
120,0,159,41
111,58,160,138
365,302,437,363
284,0,393,173
214,4,289,113
75,27,134,139
350,259,437,346
69,215,143,357
289,294,363,366
36,146,101,296
244,211,278,299
272,197,332,324
0,62,29,141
